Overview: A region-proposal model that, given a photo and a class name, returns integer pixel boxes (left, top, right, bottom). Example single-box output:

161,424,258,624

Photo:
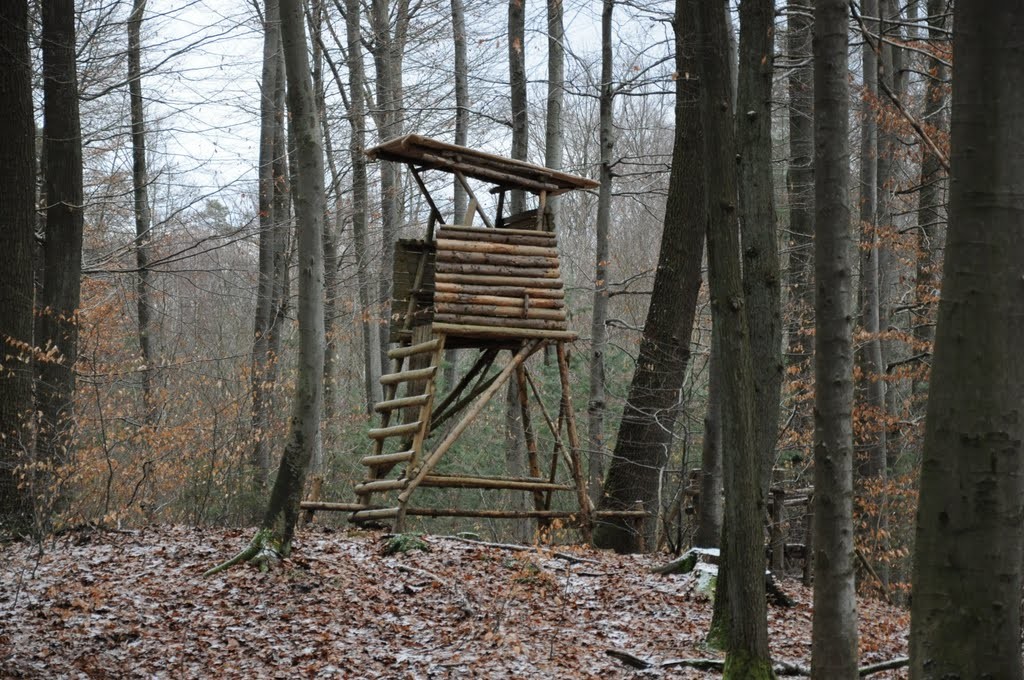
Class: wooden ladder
353,332,446,519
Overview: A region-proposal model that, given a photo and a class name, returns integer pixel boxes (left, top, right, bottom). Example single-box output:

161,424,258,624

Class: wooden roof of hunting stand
366,134,599,198
300,136,646,542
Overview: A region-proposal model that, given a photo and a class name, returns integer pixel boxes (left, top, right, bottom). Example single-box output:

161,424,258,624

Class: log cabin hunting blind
301,135,647,539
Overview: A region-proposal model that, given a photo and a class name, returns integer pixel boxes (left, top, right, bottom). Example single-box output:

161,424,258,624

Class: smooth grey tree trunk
346,0,383,414
0,0,37,536
128,0,157,426
444,0,469,389
911,0,948,398
856,0,886,481
35,0,86,526
587,0,614,503
736,0,782,498
593,0,706,553
909,3,1024,678
370,0,411,371
784,0,814,421
697,1,772,675
505,0,531,536
810,0,859,676
251,0,283,488
259,0,326,555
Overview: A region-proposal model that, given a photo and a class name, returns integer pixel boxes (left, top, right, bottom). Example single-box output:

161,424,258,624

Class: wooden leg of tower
515,365,546,515
395,340,541,532
556,342,593,544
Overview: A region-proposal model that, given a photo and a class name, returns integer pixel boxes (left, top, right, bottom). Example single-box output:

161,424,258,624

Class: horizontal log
355,478,408,494
433,313,567,331
434,291,564,309
387,339,441,359
380,365,437,385
299,501,367,512
433,281,565,299
419,474,573,492
436,238,558,258
435,250,559,269
349,507,400,521
432,322,577,341
434,273,564,289
436,230,555,249
435,302,567,321
361,450,415,466
392,507,648,519
435,262,562,279
367,420,423,440
439,224,555,239
375,394,431,413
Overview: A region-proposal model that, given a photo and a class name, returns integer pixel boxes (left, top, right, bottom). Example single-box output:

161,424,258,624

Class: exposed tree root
203,528,276,577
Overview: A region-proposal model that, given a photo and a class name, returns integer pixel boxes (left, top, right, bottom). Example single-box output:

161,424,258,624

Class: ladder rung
355,478,407,494
388,339,441,360
374,394,430,413
368,421,422,440
360,450,415,467
380,366,437,385
419,474,573,492
350,507,400,521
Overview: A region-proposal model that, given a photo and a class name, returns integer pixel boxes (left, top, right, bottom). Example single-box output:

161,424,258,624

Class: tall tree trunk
694,328,723,548
856,0,886,481
444,0,469,388
35,0,86,526
346,0,384,414
587,0,614,503
257,0,326,555
505,0,531,536
911,0,948,398
784,0,814,433
736,0,781,497
128,0,157,426
542,0,565,367
909,4,1024,678
508,0,528,214
697,1,771,675
810,0,859,676
0,0,37,537
251,0,283,489
593,0,706,553
370,0,411,370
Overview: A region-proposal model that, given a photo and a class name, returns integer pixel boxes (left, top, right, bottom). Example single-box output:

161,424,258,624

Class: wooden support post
393,340,542,532
557,342,592,543
453,169,494,228
496,189,506,228
408,164,446,237
300,475,323,526
516,364,546,514
803,493,814,586
535,190,547,230
771,488,786,573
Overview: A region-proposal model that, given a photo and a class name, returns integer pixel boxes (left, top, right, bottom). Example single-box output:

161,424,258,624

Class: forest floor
1,525,909,679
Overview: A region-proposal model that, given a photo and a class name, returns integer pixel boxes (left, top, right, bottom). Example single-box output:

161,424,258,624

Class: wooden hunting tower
301,135,646,538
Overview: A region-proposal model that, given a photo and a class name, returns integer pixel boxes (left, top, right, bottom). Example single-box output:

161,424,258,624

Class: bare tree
909,3,1024,677
0,0,37,536
810,0,858,676
594,0,706,553
36,0,87,525
207,0,326,571
587,0,614,500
